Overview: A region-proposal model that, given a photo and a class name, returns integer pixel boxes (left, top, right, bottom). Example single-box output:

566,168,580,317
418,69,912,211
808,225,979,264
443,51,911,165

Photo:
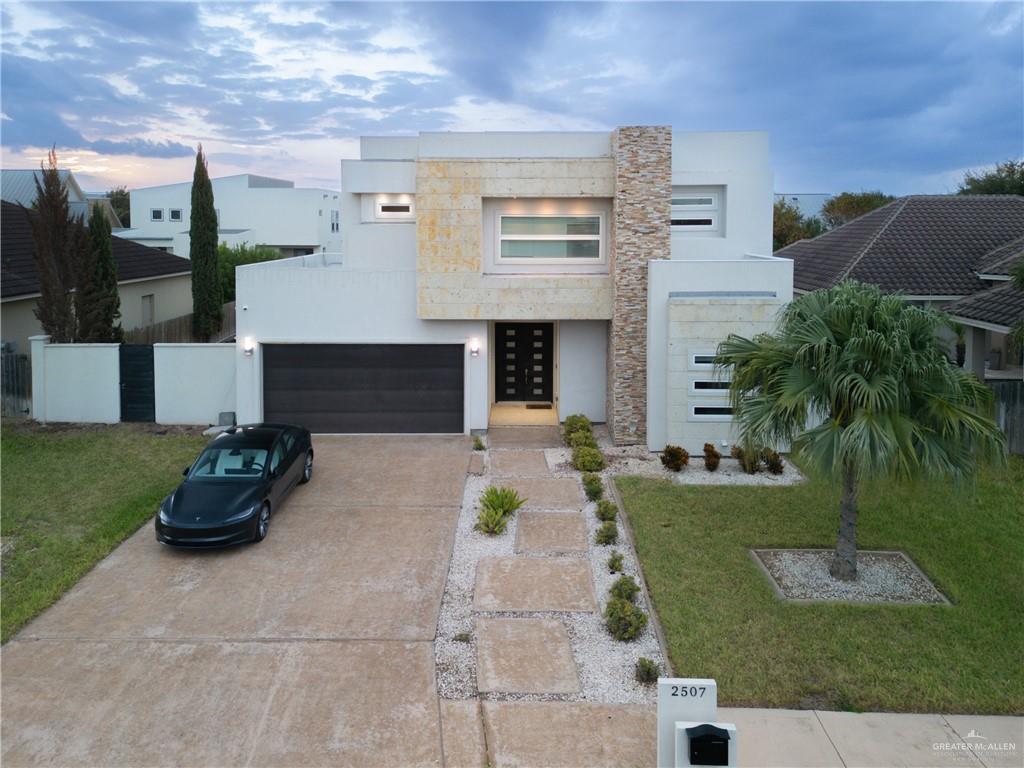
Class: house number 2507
670,685,706,697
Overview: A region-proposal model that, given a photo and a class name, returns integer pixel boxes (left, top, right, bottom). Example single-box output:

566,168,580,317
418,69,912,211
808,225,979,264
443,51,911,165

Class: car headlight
225,503,261,524
157,498,173,524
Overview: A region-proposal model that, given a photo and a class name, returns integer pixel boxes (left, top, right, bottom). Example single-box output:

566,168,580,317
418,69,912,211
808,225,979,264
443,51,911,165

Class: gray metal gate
1,351,31,418
991,380,1024,456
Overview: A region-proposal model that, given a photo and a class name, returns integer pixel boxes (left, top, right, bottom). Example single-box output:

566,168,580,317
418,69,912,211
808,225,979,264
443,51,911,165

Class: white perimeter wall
154,344,235,425
558,321,608,422
647,256,793,451
235,262,488,431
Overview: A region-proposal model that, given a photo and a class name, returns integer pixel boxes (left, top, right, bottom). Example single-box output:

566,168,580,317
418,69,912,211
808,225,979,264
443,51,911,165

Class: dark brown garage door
262,344,464,433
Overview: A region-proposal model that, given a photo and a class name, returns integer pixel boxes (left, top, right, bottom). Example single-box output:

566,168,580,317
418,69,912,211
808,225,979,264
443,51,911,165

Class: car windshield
188,446,268,480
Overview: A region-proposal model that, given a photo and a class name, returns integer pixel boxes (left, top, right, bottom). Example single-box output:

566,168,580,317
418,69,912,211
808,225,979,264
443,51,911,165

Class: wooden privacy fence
990,380,1024,456
123,302,235,344
1,350,31,417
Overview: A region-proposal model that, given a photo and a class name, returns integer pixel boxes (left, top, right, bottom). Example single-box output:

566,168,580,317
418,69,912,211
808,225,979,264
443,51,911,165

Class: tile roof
777,195,1024,296
1,201,191,300
946,280,1024,331
976,236,1024,276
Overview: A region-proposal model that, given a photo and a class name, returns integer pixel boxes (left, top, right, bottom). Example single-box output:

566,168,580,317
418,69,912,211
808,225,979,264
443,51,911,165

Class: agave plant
716,281,1004,580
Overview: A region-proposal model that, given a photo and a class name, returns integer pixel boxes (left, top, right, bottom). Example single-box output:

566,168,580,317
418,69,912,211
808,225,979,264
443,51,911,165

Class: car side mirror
182,466,189,476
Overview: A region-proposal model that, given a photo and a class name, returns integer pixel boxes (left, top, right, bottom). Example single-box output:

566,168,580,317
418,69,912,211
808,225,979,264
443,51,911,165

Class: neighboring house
1,201,192,353
774,192,832,220
1,169,122,226
118,174,342,257
234,128,793,452
777,195,1024,380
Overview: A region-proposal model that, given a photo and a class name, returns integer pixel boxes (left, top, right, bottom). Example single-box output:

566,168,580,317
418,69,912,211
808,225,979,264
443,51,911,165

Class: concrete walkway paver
505,477,582,509
487,426,563,449
474,556,596,612
717,707,844,767
944,715,1024,768
476,618,580,694
514,511,588,553
490,449,551,477
440,700,488,768
816,711,986,767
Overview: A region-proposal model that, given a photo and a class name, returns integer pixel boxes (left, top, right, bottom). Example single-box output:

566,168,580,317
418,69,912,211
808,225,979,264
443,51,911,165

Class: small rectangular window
672,186,723,235
375,197,415,220
671,196,716,208
498,215,603,263
141,294,155,325
691,353,716,368
692,405,733,419
693,380,730,391
150,209,163,222
169,208,182,222
380,204,410,213
671,218,715,228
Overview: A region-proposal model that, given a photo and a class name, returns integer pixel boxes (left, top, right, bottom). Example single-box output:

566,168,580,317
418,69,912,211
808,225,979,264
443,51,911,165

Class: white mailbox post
657,678,736,768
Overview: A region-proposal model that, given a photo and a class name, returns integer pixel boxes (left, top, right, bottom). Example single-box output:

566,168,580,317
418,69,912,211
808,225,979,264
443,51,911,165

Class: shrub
596,520,618,545
595,499,618,522
567,429,598,450
610,574,641,603
738,448,760,474
729,444,743,459
763,449,784,475
454,632,471,643
605,598,648,641
703,442,721,472
472,435,485,451
582,473,603,501
635,657,659,684
607,550,624,573
480,486,527,518
660,445,689,472
563,413,592,438
573,446,605,472
474,504,509,535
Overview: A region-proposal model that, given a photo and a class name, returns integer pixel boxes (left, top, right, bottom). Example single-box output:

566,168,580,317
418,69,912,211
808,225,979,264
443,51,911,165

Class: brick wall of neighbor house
415,159,615,319
608,126,672,444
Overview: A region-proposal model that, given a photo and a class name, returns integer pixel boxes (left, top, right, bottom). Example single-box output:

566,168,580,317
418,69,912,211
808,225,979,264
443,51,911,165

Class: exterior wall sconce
243,337,255,357
469,338,481,357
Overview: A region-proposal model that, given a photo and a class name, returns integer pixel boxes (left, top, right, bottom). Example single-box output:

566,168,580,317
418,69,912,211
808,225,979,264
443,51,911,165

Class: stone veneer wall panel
608,126,672,444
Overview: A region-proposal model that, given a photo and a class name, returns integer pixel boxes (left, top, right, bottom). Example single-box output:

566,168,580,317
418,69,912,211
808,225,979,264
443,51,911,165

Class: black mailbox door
687,724,730,767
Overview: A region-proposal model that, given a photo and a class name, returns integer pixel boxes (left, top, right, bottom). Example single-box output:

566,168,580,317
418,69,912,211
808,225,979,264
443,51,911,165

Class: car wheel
299,449,314,484
253,503,271,543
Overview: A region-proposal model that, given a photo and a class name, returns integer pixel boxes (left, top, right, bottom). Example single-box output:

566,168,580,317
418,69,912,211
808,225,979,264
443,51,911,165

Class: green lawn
617,458,1024,714
1,423,207,642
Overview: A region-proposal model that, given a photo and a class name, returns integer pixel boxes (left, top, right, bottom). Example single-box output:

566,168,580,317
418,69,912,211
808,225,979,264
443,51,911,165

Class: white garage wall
154,344,236,425
558,320,608,422
36,341,121,423
235,262,488,431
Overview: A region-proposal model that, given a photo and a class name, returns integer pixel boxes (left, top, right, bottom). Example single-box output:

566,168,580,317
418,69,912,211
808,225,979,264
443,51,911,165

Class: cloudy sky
1,1,1021,195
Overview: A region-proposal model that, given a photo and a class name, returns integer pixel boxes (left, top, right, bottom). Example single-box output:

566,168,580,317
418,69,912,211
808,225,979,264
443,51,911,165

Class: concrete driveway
1,435,472,767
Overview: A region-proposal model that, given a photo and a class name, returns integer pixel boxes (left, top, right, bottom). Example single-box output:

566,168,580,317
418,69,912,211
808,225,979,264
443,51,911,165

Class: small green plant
474,504,509,535
596,499,618,522
703,442,721,472
607,550,624,573
763,449,784,475
563,413,592,438
582,472,604,501
635,657,659,684
660,444,689,472
729,444,743,459
472,435,485,451
610,574,641,603
454,632,471,643
596,520,618,545
573,446,605,472
605,598,648,641
567,429,598,449
738,448,760,474
480,486,527,517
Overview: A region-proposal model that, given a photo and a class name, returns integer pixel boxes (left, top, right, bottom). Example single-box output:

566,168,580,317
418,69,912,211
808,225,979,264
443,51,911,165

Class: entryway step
476,617,580,694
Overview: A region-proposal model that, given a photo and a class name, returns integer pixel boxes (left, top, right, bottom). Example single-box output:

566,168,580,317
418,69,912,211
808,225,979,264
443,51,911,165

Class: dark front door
119,344,155,422
262,343,464,433
494,323,554,403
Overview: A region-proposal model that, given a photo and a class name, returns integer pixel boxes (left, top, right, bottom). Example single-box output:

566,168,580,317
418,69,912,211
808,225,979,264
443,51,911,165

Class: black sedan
155,424,313,547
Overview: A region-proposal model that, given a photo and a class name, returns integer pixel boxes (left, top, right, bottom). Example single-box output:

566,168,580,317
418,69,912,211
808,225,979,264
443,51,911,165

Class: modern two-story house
234,127,793,451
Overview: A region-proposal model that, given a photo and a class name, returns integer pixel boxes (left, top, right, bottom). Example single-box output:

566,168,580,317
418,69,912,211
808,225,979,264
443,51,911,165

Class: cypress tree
79,204,123,341
189,145,222,340
27,149,80,342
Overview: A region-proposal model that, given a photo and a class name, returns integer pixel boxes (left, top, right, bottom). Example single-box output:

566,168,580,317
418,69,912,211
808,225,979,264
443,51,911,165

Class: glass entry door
494,323,554,403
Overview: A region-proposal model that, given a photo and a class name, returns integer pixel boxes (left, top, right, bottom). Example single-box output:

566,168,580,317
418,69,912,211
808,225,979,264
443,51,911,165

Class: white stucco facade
122,174,341,257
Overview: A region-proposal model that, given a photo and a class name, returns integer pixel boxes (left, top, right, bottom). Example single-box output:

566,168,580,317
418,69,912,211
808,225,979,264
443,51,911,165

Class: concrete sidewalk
473,701,1022,768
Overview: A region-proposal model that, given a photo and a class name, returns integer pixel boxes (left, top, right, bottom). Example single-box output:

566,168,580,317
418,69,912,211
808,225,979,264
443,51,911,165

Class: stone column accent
608,126,671,445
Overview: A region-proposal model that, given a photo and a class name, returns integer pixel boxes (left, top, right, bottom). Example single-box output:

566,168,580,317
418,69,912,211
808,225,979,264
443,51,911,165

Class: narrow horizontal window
693,406,733,416
498,214,603,262
693,380,730,390
672,218,714,227
380,204,410,213
375,197,416,220
671,197,715,207
692,354,716,366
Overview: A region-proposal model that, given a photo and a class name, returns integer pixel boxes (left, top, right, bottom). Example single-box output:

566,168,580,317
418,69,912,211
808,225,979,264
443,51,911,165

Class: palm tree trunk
829,463,859,581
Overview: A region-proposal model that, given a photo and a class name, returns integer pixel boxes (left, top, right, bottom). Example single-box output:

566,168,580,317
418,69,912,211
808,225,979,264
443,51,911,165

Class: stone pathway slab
815,711,984,767
476,618,580,694
481,701,655,767
487,427,563,449
504,477,581,510
514,511,587,554
474,557,596,612
490,450,551,477
440,699,487,768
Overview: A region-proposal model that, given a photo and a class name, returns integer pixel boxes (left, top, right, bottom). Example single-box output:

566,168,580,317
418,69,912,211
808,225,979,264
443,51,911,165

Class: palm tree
716,281,1005,580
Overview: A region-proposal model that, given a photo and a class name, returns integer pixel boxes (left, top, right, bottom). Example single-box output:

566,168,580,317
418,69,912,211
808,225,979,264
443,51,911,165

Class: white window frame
689,404,734,422
169,208,183,222
496,213,606,266
150,208,164,222
376,199,415,220
689,377,732,395
671,192,719,210
689,351,718,370
672,186,723,235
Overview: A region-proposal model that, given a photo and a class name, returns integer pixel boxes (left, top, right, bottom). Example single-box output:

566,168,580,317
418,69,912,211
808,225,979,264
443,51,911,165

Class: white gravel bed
435,448,665,704
753,549,949,604
546,445,805,486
